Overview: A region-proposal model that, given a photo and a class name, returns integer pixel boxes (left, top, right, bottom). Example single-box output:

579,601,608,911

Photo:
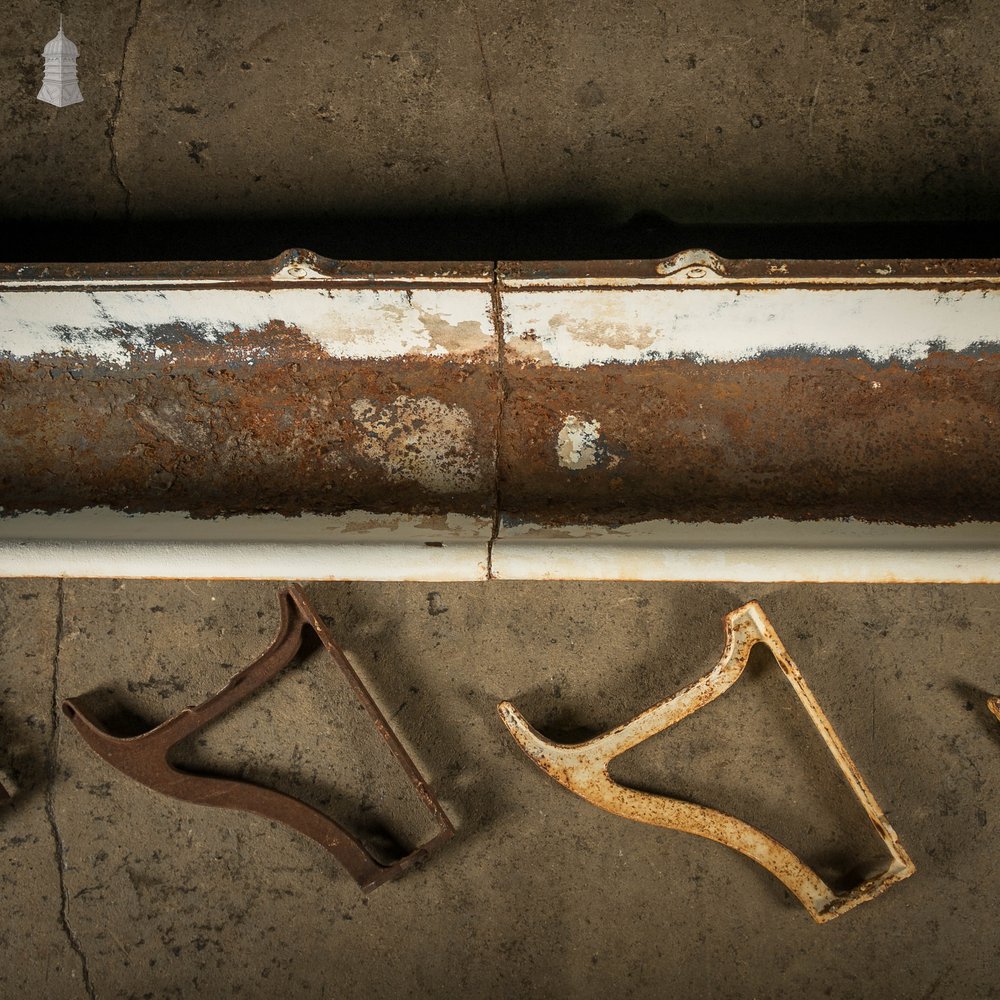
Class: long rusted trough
1,248,999,580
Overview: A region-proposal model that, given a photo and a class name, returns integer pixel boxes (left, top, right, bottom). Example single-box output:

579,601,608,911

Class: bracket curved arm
64,584,453,892
499,601,914,923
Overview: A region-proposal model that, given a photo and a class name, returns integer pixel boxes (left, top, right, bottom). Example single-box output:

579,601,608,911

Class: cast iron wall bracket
63,584,454,891
499,601,915,923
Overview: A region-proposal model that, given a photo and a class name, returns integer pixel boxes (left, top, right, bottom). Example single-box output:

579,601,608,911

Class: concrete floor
1,1,999,997
0,581,997,999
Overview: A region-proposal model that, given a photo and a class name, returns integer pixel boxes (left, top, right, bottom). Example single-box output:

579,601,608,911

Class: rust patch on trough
5,248,1000,528
0,338,498,518
499,601,915,923
499,351,1000,526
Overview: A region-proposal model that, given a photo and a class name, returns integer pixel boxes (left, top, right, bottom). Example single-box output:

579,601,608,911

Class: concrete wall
3,0,1000,258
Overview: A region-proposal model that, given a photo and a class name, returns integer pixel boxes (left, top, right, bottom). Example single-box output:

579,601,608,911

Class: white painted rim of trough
1,509,999,582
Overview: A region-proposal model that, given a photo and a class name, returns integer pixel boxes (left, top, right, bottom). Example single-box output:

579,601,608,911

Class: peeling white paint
503,288,1000,366
0,507,491,540
7,281,1000,369
557,415,603,469
351,395,483,493
0,287,493,364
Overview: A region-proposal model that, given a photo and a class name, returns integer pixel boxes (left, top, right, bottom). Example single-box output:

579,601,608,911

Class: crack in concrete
107,0,143,217
45,580,97,1000
467,4,512,207
486,260,508,580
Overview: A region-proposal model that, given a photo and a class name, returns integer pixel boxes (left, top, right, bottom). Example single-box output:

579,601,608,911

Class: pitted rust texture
0,328,498,518
5,250,1000,527
498,352,1000,526
5,345,1000,525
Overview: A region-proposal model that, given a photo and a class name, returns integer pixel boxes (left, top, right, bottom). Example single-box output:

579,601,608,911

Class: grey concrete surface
0,582,90,998
3,1,1000,225
0,580,997,999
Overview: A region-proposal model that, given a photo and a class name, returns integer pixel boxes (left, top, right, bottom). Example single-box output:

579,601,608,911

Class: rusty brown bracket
63,584,453,892
499,601,915,923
